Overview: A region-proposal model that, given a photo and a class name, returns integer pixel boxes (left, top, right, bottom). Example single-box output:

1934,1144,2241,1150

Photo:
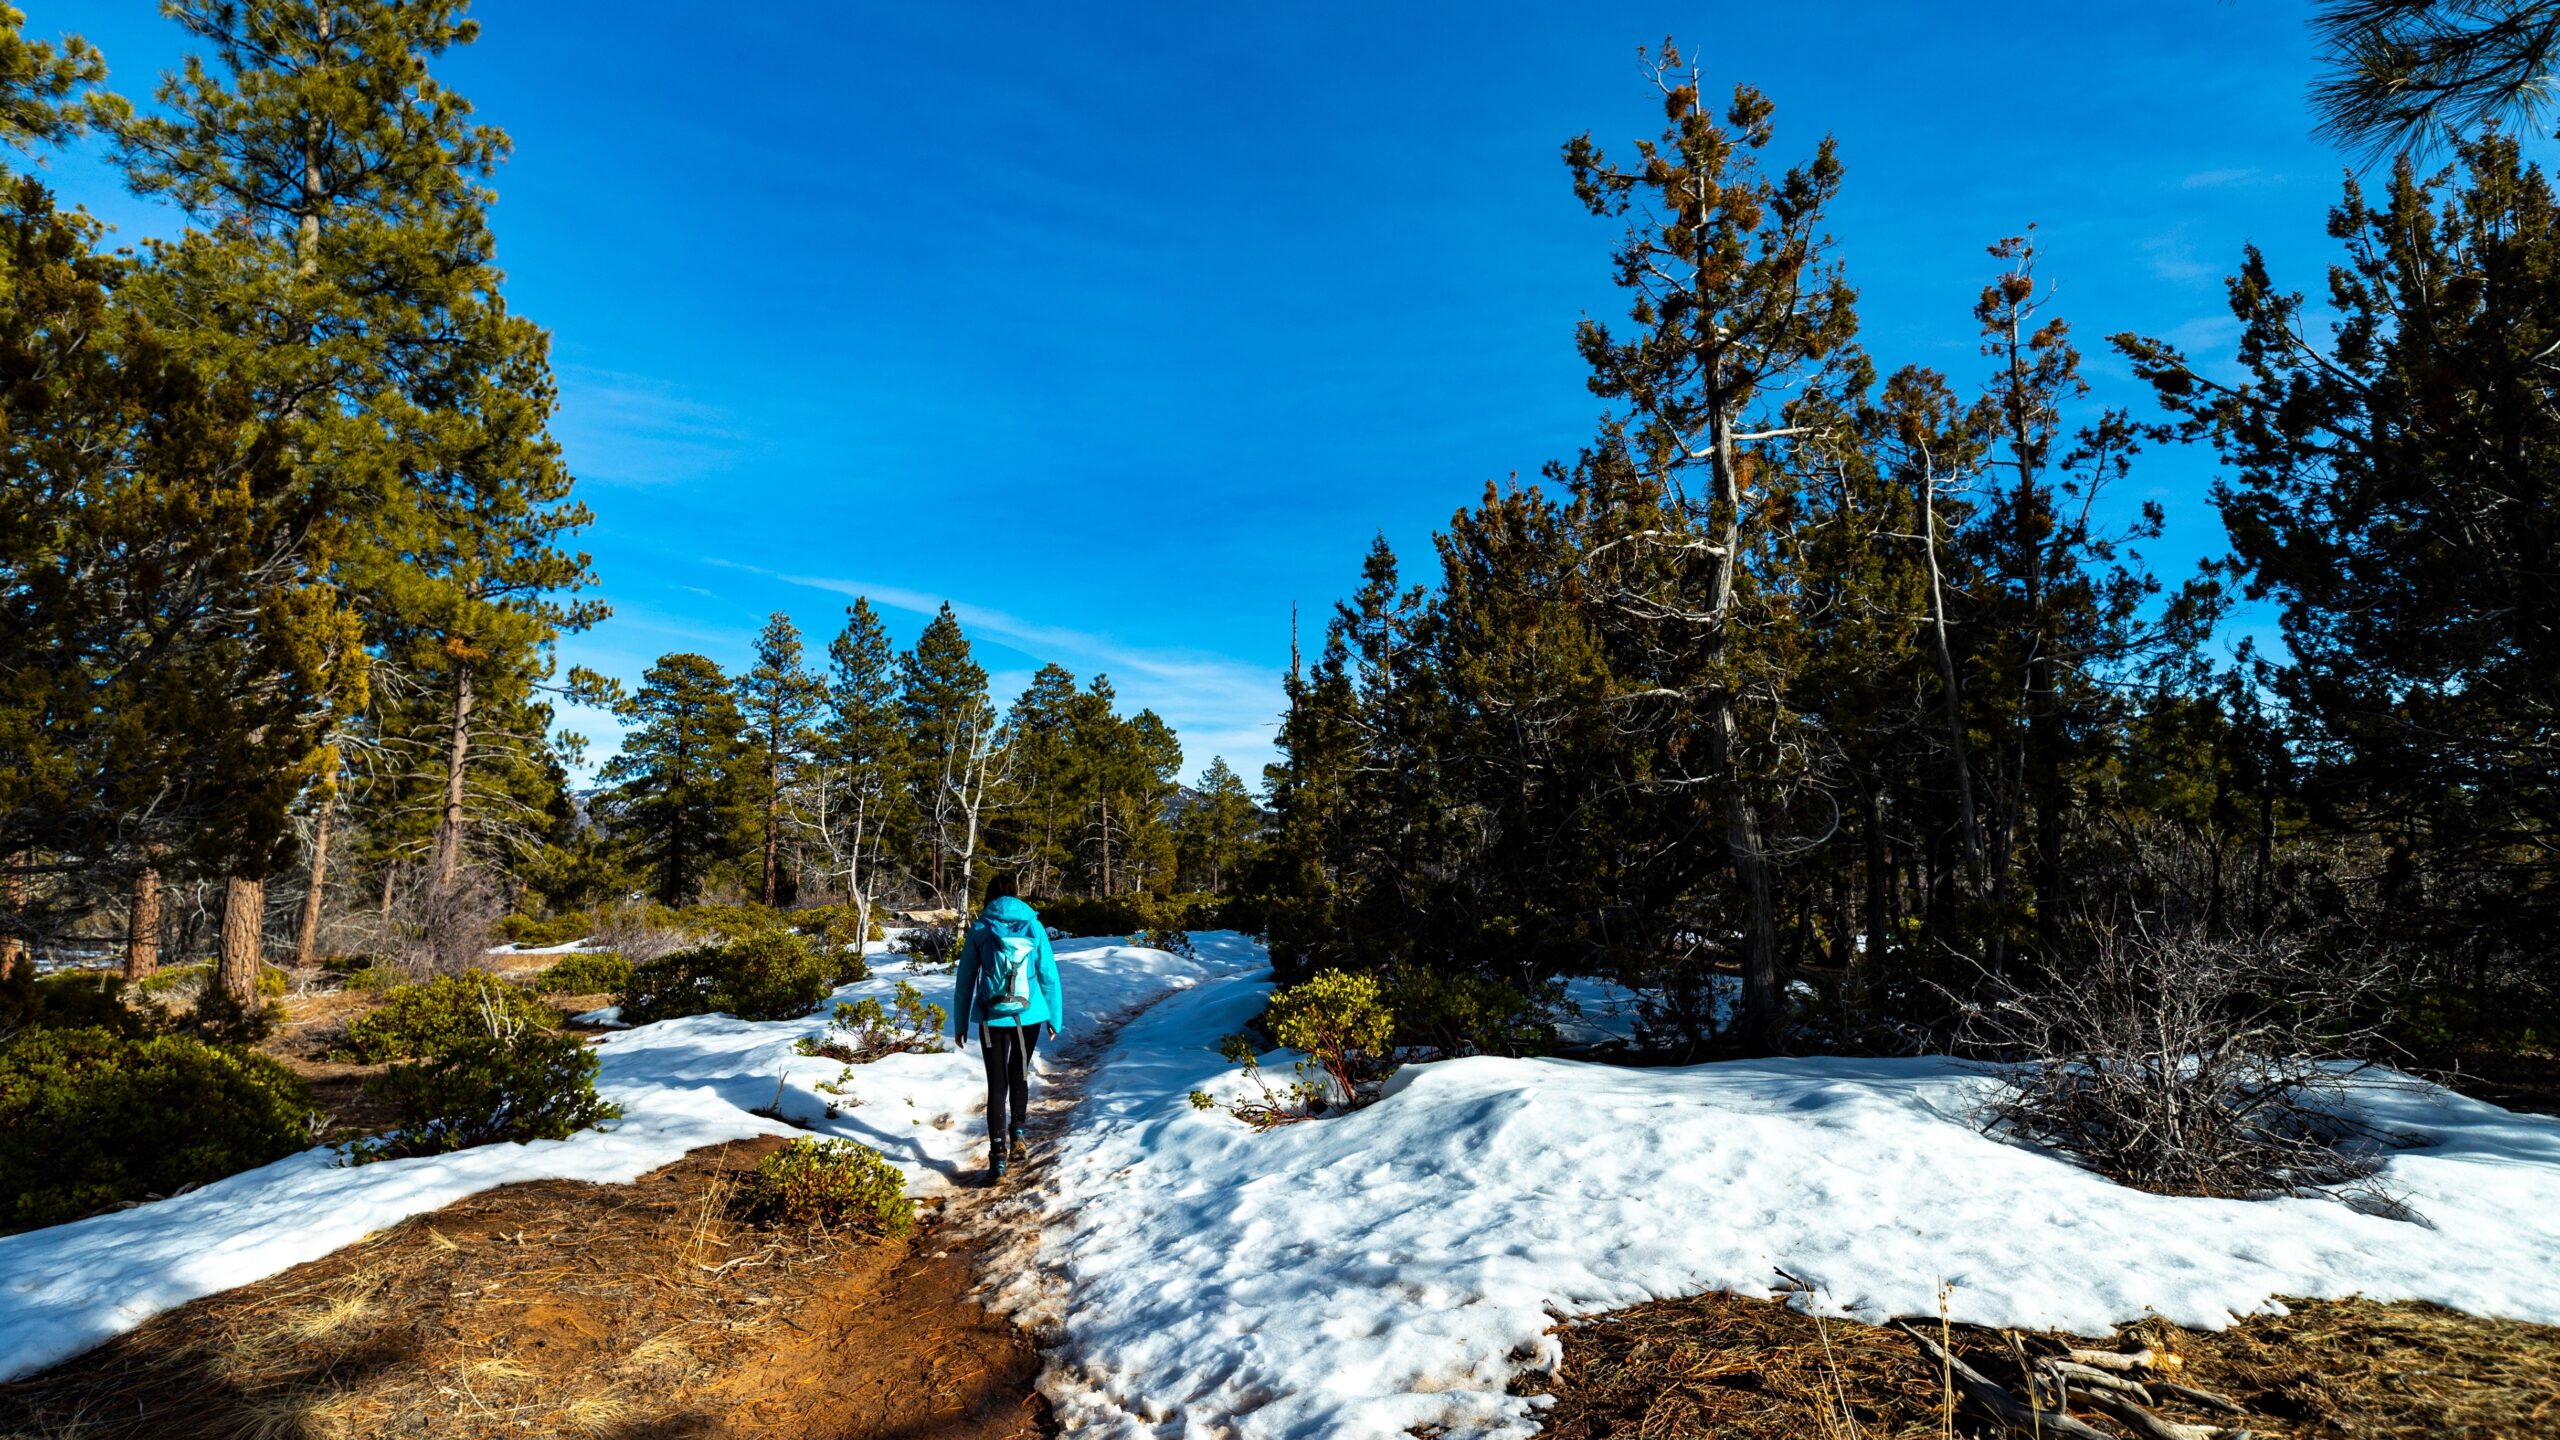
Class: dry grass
0,1138,1048,1440
1530,1287,2560,1440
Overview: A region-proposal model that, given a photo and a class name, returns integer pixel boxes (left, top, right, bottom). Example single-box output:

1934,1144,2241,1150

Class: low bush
1136,925,1199,959
1033,895,1154,938
889,924,958,969
798,981,947,1064
675,902,787,941
186,980,287,1044
620,929,829,1024
495,911,597,948
1965,922,2401,1203
0,1026,317,1232
348,1028,619,1162
1191,969,1398,1129
336,971,559,1063
1389,963,1553,1058
730,1137,914,1236
0,969,153,1039
526,951,632,996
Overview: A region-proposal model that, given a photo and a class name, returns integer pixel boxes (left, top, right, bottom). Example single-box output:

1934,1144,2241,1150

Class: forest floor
1529,1287,2560,1440
0,977,1069,1440
7,959,2559,1438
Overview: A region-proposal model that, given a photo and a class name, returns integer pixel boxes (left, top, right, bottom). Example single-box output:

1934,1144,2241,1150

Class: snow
13,932,2560,1432
0,936,1235,1383
999,955,2560,1440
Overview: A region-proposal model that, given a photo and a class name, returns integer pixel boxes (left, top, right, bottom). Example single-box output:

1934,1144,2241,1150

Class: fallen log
1892,1322,2113,1440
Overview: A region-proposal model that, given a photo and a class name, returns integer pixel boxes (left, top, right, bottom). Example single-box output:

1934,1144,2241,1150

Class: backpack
980,924,1037,1021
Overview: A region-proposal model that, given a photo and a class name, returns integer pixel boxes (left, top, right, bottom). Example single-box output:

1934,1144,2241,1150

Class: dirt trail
0,990,1180,1440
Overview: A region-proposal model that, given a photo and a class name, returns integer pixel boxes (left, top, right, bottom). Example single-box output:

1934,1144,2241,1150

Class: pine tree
602,654,747,906
1175,756,1261,893
895,605,997,905
1563,45,1859,1049
739,613,824,907
2120,132,2560,992
812,600,909,934
102,0,506,999
999,663,1083,896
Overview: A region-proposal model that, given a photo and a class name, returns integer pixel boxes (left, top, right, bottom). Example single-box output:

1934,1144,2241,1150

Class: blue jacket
950,896,1063,1035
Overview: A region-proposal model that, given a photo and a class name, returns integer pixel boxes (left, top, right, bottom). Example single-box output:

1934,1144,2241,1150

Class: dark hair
983,872,1020,902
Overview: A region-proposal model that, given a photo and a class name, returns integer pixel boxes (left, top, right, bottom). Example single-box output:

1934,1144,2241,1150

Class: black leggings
980,1023,1041,1140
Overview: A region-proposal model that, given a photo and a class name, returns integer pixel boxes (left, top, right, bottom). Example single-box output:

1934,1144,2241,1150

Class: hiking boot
1008,1127,1027,1159
988,1154,1009,1186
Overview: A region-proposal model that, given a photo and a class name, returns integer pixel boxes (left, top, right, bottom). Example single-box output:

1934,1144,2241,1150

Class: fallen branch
2079,1389,2252,1440
2151,1379,2245,1414
1892,1321,2113,1440
2045,1358,2154,1402
2063,1345,2158,1372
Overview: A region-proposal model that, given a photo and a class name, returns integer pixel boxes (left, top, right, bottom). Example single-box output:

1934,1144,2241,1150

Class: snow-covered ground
11,933,2560,1436
0,935,1243,1383
999,953,2560,1440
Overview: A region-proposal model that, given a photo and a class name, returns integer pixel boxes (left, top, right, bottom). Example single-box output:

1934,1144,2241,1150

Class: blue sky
41,1,2521,787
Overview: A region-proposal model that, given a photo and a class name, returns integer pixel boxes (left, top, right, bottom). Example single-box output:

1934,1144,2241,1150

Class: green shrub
1136,925,1199,959
136,961,212,996
1265,969,1397,1101
1389,963,1552,1058
527,951,632,996
318,951,386,975
620,929,829,1024
1032,895,1154,938
673,902,787,941
0,1027,317,1232
348,1029,619,1162
798,981,947,1063
495,912,598,948
340,961,405,994
336,971,559,1063
187,981,286,1044
0,969,154,1038
730,1137,914,1236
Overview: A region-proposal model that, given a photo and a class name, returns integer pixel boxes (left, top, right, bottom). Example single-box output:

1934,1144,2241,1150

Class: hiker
951,872,1062,1184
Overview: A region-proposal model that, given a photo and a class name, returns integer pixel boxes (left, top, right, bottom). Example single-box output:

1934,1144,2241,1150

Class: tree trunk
1921,459,1981,869
762,755,781,907
1098,795,1114,897
433,665,474,896
1863,782,1889,973
0,851,27,977
295,791,335,968
219,873,266,1003
126,863,162,982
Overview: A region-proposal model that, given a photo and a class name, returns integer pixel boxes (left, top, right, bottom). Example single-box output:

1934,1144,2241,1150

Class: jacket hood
981,895,1039,929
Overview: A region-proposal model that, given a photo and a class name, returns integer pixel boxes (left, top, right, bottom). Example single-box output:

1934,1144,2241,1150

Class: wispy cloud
2141,230,2220,285
2180,167,2280,190
552,365,750,487
709,560,1287,782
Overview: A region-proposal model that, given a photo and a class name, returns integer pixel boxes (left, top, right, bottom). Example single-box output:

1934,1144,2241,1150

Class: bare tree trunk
0,851,26,977
219,873,266,1002
1098,794,1115,897
295,791,334,968
433,666,474,896
762,755,781,908
126,863,162,982
1921,457,1981,869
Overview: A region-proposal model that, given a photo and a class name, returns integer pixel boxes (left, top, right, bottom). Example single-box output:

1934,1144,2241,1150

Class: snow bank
1007,957,2560,1440
0,935,1240,1383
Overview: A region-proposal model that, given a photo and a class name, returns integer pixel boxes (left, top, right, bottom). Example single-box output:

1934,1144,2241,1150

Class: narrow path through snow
0,933,1257,1383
